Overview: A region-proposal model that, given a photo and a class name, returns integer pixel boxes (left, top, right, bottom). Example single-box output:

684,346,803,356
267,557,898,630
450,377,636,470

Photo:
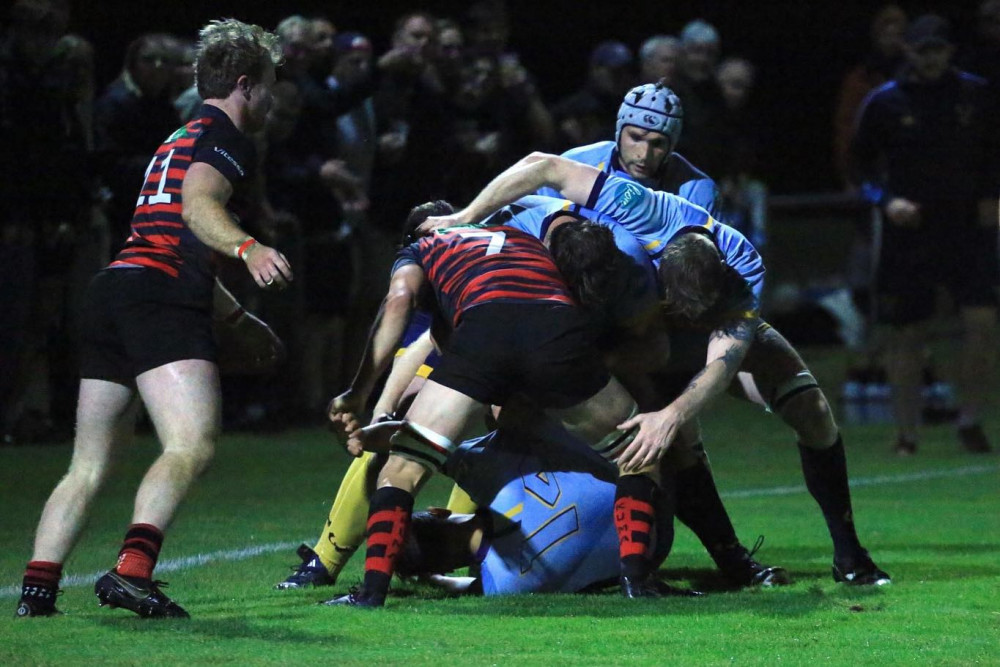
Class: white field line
720,463,998,499
3,464,997,599
1,541,301,599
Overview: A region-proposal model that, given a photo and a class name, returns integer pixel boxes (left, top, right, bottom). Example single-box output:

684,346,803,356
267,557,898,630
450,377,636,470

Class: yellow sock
445,483,478,514
313,452,377,578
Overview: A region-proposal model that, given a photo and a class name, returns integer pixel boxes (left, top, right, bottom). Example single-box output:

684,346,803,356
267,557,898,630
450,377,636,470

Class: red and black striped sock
362,487,414,597
115,523,164,581
615,474,657,580
21,561,62,597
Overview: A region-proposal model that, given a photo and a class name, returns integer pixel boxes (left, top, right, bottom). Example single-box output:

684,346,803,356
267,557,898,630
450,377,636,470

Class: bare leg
31,380,138,563
957,306,997,425
132,359,221,529
885,323,924,445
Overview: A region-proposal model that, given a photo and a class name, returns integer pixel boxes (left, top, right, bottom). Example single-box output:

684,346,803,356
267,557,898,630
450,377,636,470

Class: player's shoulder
561,141,615,166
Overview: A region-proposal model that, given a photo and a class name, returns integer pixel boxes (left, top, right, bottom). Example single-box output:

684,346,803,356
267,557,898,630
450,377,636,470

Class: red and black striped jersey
109,104,255,289
394,225,574,327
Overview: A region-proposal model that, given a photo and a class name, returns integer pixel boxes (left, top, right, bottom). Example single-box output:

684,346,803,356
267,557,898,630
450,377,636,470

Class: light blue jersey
584,174,765,312
537,141,721,218
489,195,659,325
445,427,670,595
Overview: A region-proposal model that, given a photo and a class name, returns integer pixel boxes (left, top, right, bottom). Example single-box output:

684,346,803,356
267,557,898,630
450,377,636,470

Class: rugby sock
673,457,740,555
313,452,376,578
445,483,478,515
21,561,62,597
115,523,163,580
362,486,414,596
797,436,863,561
615,474,657,579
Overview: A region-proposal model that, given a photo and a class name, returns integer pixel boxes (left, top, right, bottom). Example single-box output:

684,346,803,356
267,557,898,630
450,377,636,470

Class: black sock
362,486,414,597
797,435,863,562
615,474,657,580
673,457,740,556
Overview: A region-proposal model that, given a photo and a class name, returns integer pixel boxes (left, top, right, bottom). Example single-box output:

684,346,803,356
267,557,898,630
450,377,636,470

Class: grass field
1,348,998,665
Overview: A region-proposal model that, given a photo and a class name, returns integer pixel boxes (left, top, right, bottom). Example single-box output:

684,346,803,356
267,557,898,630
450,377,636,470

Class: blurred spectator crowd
1,0,997,443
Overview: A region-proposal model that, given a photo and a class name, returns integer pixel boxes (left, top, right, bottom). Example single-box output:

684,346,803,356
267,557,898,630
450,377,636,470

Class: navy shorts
430,302,609,409
79,268,216,383
877,224,999,326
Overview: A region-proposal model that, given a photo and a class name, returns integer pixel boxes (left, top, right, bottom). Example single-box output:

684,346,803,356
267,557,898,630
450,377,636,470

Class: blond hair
195,18,282,99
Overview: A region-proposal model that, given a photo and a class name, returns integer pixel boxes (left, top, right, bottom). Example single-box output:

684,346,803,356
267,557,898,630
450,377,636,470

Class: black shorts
430,302,609,409
877,224,999,326
79,268,216,383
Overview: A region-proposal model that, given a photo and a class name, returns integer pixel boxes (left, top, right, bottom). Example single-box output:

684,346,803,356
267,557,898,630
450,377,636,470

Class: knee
164,438,216,478
377,454,431,493
780,388,838,448
63,459,110,495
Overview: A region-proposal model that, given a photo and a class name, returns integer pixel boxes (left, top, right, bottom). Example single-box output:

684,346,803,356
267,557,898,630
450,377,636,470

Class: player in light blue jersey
421,152,891,587
394,429,701,596
537,81,721,219
461,194,787,588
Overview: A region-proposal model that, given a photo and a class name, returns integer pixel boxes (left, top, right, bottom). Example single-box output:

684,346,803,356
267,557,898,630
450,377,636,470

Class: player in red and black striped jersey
394,224,573,329
109,103,257,293
326,201,673,607
17,19,294,620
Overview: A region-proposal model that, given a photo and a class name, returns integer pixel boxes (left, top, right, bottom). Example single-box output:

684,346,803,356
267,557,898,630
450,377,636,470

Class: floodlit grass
1,348,998,665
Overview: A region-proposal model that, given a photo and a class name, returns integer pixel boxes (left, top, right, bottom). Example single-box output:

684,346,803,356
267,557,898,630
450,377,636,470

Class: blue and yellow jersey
537,141,721,218
396,310,439,377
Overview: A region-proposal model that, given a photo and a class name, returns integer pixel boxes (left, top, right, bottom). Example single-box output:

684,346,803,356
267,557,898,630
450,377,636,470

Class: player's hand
243,242,293,290
614,407,680,473
347,420,404,456
417,212,468,235
327,389,366,454
884,198,921,227
216,311,286,375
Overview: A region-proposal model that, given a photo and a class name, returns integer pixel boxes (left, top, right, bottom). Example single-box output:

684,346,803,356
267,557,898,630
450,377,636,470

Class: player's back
447,431,620,595
397,225,573,326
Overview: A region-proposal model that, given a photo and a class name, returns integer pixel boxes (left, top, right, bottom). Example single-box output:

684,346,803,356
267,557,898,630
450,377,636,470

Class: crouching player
365,427,701,597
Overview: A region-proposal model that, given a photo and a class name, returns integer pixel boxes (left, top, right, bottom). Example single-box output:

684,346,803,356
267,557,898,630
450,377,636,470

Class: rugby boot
321,585,385,608
712,536,791,588
15,585,61,618
894,436,917,457
94,570,190,618
620,574,664,598
275,544,336,590
958,424,993,454
832,550,891,586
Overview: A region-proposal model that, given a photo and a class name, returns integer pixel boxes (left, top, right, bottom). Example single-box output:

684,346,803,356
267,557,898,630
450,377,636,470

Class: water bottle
840,380,866,424
864,382,894,424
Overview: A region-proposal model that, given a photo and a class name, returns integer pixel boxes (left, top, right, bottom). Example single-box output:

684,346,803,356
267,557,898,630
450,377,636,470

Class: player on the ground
16,18,290,619
421,153,891,586
356,426,701,597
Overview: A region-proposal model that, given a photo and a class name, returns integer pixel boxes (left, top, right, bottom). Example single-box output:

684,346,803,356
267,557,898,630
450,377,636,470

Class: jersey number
518,472,579,574
458,230,506,256
136,149,176,207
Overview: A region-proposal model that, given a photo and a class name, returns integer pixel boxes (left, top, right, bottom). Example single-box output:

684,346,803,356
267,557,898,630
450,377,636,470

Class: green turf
1,348,998,665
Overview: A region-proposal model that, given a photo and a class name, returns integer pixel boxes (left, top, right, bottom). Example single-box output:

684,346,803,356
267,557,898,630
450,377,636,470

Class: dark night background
20,0,987,193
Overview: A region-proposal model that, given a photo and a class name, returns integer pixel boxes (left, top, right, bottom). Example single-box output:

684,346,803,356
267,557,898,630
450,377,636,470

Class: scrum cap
616,82,683,148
